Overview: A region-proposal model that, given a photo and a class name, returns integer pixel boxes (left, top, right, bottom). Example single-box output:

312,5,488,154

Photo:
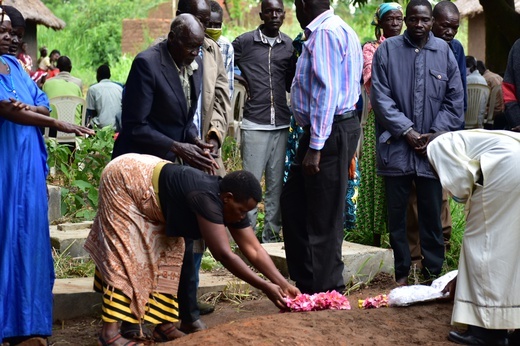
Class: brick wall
148,2,174,19
121,18,170,56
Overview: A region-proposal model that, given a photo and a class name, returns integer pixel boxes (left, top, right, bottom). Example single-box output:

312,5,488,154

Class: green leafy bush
46,127,115,221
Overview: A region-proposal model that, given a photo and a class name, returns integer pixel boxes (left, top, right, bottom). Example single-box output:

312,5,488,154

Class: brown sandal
98,333,143,346
14,338,48,346
153,324,185,342
120,322,153,342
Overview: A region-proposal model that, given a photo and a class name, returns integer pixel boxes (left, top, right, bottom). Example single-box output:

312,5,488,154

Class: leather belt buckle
333,110,356,123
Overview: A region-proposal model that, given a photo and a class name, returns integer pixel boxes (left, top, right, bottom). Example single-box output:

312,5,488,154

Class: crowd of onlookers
16,42,124,133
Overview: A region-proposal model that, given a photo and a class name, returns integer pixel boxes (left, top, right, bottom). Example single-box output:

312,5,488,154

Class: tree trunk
480,0,520,75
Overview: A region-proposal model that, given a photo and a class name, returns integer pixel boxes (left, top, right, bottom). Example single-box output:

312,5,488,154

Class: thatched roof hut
454,0,520,62
3,0,65,29
455,0,520,18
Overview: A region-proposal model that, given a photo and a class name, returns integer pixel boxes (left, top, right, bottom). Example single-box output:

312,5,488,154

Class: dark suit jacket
113,40,203,161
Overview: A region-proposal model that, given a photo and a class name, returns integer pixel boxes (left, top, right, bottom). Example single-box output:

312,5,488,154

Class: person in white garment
427,129,520,345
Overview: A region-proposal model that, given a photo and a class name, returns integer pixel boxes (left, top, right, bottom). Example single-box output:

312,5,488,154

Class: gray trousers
241,128,288,242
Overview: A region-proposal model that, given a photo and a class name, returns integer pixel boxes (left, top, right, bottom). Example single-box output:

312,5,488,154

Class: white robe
427,129,520,329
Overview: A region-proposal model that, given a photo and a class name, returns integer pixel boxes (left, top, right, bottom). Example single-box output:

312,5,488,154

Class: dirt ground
49,273,461,346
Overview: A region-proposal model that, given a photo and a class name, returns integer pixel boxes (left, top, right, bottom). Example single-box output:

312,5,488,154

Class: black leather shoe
509,330,520,345
198,301,215,315
180,319,208,334
448,326,508,345
395,276,408,286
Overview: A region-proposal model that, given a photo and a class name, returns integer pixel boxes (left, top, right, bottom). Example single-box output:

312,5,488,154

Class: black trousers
177,238,199,323
281,116,360,294
385,175,444,280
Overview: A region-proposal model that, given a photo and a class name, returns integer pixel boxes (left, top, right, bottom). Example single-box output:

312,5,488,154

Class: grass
53,242,95,279
199,280,262,309
444,199,465,273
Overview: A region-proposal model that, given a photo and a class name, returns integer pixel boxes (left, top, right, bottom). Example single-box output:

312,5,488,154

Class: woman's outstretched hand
54,121,95,136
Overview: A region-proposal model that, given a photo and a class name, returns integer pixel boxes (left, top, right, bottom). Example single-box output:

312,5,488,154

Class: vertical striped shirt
291,9,362,150
217,35,235,100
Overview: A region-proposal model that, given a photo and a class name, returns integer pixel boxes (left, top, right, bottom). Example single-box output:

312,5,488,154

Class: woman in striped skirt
85,153,300,345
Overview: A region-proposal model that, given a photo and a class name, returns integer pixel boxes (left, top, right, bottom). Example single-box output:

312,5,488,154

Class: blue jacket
449,38,467,113
371,31,464,178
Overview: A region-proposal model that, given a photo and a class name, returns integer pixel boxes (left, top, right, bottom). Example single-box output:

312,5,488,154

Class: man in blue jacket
370,0,464,285
406,0,467,275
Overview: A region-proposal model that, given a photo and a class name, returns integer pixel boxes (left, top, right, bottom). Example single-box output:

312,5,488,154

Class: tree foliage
40,0,163,68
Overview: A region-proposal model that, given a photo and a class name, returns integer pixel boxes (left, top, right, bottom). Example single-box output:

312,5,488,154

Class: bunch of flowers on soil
284,290,351,312
358,294,388,309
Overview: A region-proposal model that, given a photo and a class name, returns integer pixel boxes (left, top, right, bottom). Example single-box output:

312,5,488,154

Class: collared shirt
174,59,198,111
448,39,467,112
217,35,235,100
233,25,295,128
291,9,363,150
191,46,204,138
86,79,123,129
53,71,83,90
42,77,83,125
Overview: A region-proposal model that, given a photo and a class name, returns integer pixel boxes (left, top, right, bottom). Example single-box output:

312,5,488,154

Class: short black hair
477,60,486,75
178,0,209,15
209,0,223,16
2,5,25,29
406,0,432,16
433,1,459,19
50,49,61,56
220,170,262,203
261,0,284,12
466,55,477,70
56,56,72,72
96,64,111,82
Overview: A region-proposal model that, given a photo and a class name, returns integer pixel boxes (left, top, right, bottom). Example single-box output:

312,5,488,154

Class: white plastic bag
388,270,458,306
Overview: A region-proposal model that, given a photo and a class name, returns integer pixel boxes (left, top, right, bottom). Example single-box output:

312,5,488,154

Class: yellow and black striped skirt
94,269,180,324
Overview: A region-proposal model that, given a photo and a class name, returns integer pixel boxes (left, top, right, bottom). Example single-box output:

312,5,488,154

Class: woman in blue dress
0,9,93,345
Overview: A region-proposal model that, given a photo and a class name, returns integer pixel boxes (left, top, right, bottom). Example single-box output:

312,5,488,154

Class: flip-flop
98,333,143,346
153,324,185,342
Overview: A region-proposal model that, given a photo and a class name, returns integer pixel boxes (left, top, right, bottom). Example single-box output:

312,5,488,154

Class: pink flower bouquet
358,294,388,309
284,290,351,312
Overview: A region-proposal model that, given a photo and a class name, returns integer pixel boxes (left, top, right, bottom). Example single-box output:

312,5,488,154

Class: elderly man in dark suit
113,13,218,174
110,13,218,343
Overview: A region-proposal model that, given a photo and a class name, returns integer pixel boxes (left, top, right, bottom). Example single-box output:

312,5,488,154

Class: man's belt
333,110,357,123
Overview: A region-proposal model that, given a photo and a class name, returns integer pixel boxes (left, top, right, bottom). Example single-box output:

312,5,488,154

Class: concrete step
53,271,238,321
255,242,393,286
52,241,394,321
50,222,93,259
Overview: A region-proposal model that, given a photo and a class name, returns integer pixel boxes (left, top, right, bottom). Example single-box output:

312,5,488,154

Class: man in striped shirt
281,0,362,294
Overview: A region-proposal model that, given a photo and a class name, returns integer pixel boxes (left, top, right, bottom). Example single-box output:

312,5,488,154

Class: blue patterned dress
0,55,54,341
